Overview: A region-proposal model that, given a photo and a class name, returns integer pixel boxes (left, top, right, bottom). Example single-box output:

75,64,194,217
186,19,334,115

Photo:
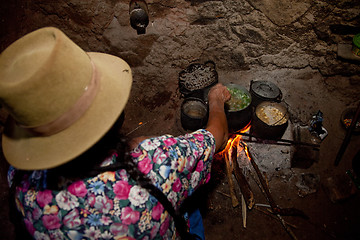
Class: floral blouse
8,129,215,240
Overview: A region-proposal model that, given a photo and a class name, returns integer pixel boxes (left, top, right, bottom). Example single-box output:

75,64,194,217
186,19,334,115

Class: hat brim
2,52,132,170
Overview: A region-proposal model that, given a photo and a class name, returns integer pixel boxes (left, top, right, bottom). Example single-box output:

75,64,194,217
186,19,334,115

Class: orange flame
220,123,252,160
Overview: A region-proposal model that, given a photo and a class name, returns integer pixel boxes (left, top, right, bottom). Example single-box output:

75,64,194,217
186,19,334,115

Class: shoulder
142,129,215,146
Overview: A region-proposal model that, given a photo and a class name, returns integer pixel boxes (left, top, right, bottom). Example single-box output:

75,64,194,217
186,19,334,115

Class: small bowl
341,107,360,133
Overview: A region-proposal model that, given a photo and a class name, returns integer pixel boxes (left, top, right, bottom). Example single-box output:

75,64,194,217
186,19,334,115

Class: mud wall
1,0,360,77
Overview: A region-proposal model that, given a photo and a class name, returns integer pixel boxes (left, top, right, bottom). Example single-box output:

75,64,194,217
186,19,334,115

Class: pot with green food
225,83,252,131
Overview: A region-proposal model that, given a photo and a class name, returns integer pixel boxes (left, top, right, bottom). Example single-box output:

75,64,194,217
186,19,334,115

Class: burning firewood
231,145,254,210
224,151,239,207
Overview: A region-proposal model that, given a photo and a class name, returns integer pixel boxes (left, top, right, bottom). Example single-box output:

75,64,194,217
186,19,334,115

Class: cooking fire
216,123,309,239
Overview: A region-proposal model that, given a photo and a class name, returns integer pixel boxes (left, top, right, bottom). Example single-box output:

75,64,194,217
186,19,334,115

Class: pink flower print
42,214,61,230
101,215,112,225
36,190,53,208
186,155,196,170
94,195,113,214
195,160,204,172
138,157,153,175
193,133,204,141
172,178,182,192
164,138,177,146
159,216,170,236
205,172,211,183
151,201,164,221
168,192,178,206
131,147,142,158
113,180,132,200
190,172,200,189
119,169,129,181
24,219,35,236
141,139,161,151
183,190,188,199
32,207,42,220
68,181,87,198
84,226,102,239
153,148,167,164
87,194,96,207
150,222,160,238
20,179,30,192
63,209,81,228
121,207,140,225
109,222,128,236
55,191,79,210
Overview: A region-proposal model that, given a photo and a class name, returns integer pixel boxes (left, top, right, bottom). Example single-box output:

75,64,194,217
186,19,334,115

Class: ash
236,123,293,177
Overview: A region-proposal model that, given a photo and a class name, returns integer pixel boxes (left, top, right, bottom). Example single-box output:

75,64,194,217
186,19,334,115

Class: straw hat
0,27,132,170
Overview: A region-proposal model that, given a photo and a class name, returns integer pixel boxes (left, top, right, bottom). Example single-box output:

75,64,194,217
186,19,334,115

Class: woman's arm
206,83,231,152
130,83,230,152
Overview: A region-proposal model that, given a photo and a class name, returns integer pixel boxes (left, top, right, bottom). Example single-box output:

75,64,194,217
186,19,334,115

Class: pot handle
204,60,216,70
250,80,254,88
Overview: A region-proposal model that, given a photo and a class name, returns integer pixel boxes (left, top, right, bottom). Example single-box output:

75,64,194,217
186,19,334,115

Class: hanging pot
251,101,289,140
224,83,252,131
181,97,208,131
250,80,282,107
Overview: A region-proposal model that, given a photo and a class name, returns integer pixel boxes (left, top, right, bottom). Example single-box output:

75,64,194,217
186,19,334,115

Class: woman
1,27,230,239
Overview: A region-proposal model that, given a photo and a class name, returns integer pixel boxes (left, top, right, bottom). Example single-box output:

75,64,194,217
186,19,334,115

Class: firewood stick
276,214,298,240
225,152,239,207
241,142,278,211
254,206,298,229
216,190,231,198
231,145,255,209
234,132,320,148
243,143,299,240
241,194,247,228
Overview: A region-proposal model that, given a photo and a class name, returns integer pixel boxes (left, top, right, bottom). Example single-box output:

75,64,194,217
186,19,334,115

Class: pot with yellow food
251,101,289,139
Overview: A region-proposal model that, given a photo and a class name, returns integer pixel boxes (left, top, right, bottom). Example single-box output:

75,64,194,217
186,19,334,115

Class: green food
226,86,251,111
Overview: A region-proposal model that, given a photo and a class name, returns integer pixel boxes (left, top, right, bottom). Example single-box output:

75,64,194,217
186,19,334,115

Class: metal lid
250,80,281,100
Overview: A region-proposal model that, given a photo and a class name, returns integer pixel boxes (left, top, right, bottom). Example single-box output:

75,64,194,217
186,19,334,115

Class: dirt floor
1,2,360,240
0,64,360,240
118,66,360,240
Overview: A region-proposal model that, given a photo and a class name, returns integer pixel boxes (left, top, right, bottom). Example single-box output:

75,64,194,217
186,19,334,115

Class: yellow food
256,105,287,125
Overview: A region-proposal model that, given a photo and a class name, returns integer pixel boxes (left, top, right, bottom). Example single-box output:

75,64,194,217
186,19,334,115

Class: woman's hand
206,83,230,152
208,83,231,105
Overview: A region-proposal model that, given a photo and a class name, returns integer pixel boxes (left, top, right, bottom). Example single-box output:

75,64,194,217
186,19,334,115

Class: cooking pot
250,80,282,107
178,60,218,101
225,83,252,131
181,97,208,131
251,101,289,139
